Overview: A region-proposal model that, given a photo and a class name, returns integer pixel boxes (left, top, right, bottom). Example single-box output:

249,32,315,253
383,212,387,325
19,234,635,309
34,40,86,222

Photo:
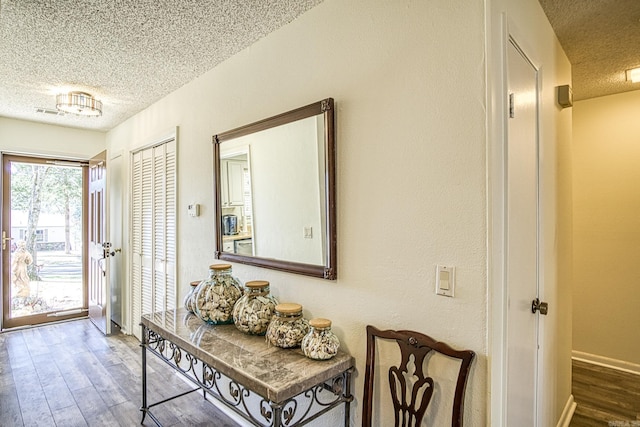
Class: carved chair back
362,325,475,427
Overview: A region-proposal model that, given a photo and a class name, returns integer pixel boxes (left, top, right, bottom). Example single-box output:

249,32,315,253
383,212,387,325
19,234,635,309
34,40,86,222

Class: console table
140,309,354,426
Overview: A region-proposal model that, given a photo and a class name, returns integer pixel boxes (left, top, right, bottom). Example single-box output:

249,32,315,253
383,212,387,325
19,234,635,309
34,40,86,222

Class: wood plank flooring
0,319,239,427
11,319,638,427
570,358,640,427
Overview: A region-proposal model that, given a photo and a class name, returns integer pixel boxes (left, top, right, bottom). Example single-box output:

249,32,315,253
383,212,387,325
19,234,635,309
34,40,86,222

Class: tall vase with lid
193,264,242,325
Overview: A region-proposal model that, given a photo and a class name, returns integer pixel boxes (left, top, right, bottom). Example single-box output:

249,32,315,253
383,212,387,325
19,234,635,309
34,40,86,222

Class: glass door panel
2,155,88,329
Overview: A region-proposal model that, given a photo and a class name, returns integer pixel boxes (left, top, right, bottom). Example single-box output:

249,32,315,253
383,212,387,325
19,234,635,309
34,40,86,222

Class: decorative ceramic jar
183,280,200,314
301,318,340,360
232,280,278,335
265,303,309,348
194,264,242,325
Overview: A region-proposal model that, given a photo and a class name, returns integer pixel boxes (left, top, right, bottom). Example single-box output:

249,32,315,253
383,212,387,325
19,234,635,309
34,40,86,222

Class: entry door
505,39,542,425
1,154,88,329
88,150,110,334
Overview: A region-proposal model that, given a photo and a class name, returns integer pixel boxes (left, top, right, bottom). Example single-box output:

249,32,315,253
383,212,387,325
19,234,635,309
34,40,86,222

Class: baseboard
572,350,640,376
556,395,576,427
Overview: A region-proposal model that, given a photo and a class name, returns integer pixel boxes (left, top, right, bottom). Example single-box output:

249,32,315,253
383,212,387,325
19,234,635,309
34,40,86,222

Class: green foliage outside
11,163,83,280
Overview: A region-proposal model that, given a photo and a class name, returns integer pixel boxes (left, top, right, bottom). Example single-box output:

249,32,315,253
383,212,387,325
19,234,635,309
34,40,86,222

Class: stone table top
141,308,354,403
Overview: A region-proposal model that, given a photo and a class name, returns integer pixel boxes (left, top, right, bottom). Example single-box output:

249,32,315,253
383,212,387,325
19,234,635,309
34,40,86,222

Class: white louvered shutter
131,138,177,340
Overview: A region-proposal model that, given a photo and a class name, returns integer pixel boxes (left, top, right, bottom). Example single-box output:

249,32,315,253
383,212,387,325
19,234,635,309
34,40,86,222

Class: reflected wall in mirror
213,98,336,279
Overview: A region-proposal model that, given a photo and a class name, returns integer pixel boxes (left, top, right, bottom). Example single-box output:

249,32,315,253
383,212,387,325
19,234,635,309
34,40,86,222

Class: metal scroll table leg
140,324,148,424
344,368,353,427
271,402,282,427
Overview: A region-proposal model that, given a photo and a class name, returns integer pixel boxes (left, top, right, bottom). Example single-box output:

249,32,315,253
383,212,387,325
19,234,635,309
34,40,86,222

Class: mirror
213,98,336,279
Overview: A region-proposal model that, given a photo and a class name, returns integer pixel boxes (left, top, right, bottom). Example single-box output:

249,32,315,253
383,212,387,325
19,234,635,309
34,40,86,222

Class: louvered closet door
131,138,176,340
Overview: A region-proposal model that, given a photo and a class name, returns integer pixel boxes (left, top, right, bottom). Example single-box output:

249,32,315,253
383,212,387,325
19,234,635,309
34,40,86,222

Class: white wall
0,0,576,423
106,0,574,425
487,0,573,425
108,1,487,424
573,90,640,367
0,117,105,159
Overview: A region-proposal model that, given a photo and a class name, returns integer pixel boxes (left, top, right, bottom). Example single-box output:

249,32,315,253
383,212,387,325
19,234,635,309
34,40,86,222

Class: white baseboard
556,395,576,427
572,350,640,376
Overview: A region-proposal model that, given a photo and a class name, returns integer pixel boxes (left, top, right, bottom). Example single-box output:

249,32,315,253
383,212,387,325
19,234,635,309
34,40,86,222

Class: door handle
101,242,121,257
531,298,549,315
2,231,14,250
109,248,122,257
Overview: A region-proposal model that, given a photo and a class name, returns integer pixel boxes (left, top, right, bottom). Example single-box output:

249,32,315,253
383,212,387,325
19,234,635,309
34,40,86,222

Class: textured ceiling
538,0,640,101
1,1,637,132
0,0,322,131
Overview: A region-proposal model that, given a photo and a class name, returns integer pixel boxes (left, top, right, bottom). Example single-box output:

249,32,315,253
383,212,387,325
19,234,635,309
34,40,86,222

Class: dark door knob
531,298,549,315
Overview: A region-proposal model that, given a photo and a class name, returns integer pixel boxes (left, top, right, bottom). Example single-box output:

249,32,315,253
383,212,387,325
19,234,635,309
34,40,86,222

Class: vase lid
246,280,269,289
309,318,331,329
275,303,302,314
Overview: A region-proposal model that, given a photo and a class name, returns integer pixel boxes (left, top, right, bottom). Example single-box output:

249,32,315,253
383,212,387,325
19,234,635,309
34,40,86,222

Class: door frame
0,153,89,330
487,12,544,425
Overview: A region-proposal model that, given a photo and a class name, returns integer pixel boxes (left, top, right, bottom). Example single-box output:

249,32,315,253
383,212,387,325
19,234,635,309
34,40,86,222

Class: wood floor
5,320,639,427
570,358,640,427
0,319,239,427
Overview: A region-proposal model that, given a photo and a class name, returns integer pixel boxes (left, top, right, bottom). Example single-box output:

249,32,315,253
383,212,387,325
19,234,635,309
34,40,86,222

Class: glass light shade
56,91,102,116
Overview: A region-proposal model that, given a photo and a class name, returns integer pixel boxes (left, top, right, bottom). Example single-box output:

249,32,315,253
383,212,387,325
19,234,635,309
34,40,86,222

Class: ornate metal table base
140,325,353,426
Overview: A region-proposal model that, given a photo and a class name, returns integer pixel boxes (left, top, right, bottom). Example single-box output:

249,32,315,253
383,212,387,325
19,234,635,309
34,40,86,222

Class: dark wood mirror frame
213,98,336,279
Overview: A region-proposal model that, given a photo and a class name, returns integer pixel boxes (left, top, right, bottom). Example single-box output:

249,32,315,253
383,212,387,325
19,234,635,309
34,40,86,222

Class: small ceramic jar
301,318,340,360
232,280,278,335
183,280,200,314
265,303,309,348
194,264,242,325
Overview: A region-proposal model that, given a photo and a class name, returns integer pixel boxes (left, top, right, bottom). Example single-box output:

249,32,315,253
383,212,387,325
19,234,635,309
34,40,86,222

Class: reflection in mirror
213,98,336,279
220,149,255,256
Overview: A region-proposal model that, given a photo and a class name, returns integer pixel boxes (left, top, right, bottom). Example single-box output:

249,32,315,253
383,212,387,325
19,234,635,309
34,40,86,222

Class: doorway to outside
2,154,88,329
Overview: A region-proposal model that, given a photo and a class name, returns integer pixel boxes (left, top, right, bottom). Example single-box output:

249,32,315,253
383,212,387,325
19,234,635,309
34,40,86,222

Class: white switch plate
303,226,313,239
436,265,455,297
187,203,200,217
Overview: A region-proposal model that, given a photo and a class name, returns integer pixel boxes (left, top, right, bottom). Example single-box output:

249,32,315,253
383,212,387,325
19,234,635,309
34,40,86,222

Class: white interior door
109,153,123,330
88,150,110,335
505,39,541,425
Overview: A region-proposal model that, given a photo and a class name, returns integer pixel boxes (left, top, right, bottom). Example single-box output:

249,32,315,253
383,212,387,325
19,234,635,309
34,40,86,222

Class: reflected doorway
2,154,88,329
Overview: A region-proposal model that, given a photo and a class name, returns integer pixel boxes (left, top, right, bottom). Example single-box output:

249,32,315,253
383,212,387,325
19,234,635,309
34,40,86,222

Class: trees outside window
11,163,82,279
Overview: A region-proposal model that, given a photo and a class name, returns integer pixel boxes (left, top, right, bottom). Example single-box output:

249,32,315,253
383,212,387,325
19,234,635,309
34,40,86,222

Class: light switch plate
188,203,200,217
436,265,455,297
303,226,313,239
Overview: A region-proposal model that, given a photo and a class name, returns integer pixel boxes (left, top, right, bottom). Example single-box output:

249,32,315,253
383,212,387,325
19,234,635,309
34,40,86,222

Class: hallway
570,358,640,426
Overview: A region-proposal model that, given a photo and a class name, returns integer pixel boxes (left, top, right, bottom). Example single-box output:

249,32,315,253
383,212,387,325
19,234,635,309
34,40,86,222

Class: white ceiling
0,0,322,132
0,1,637,133
538,0,640,101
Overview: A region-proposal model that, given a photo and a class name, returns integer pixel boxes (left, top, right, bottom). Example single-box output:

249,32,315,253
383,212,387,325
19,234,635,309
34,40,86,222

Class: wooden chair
362,325,475,427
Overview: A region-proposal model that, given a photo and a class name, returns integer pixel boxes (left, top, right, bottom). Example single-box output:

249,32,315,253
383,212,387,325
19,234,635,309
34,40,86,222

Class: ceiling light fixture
56,91,102,116
625,67,640,83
